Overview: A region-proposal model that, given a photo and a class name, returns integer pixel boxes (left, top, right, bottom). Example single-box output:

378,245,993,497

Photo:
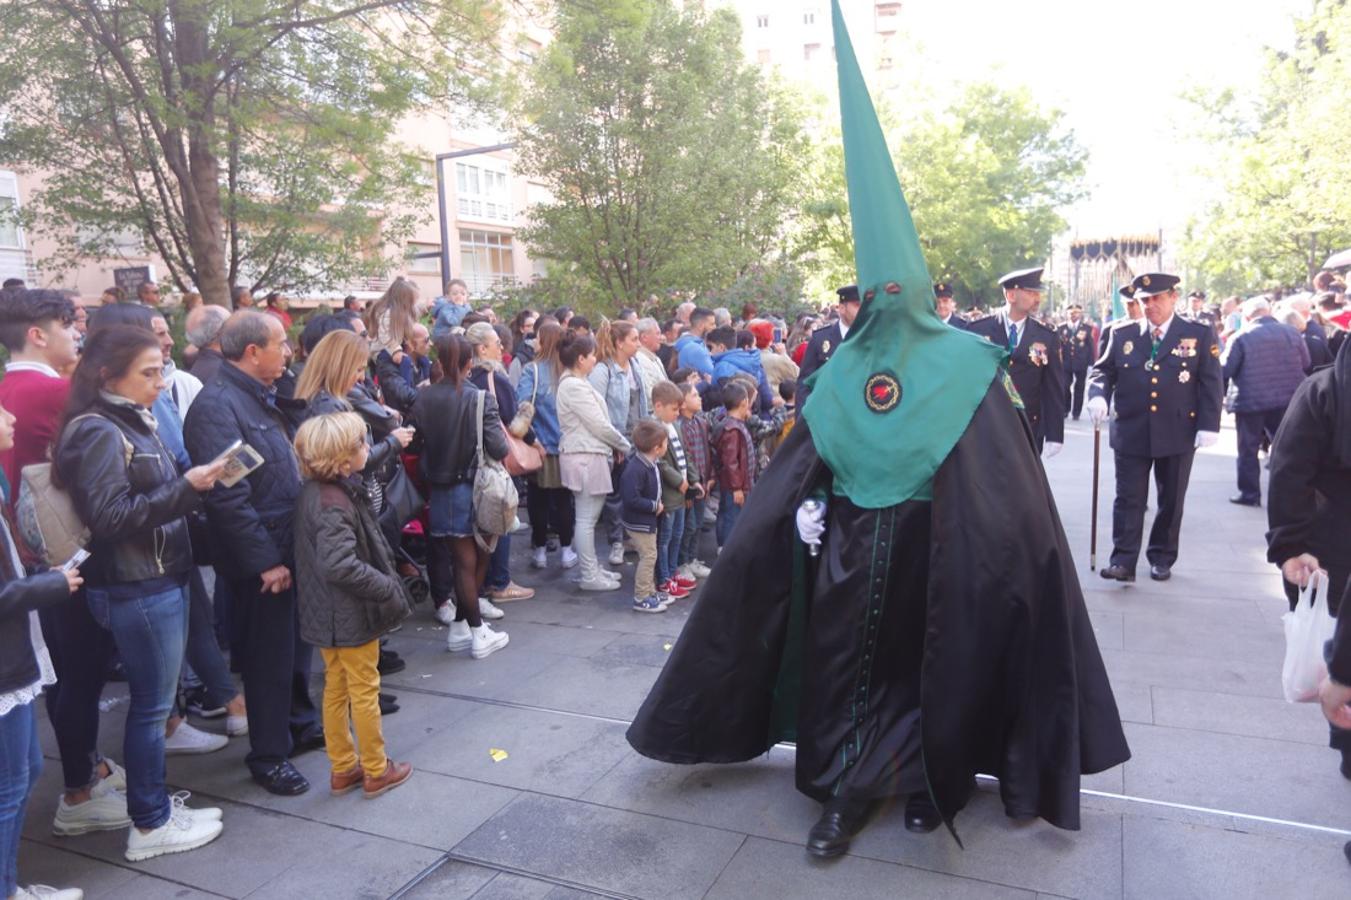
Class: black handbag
377,463,424,539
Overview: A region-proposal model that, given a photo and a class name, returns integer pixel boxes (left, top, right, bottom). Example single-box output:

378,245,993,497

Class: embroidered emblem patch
1210,343,1219,358
822,339,832,356
1123,340,1134,355
1029,342,1048,367
1178,370,1191,384
864,372,902,413
1001,370,1024,409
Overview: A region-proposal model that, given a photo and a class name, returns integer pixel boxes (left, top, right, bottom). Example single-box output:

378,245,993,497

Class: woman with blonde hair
364,277,422,358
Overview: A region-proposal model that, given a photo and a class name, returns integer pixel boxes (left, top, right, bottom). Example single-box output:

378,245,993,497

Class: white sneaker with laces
446,620,473,652
14,884,84,900
225,714,248,737
100,759,127,792
434,601,455,625
478,597,505,620
560,547,579,569
608,542,626,566
53,787,131,836
470,623,509,659
531,547,548,569
690,560,712,578
164,722,228,756
169,790,222,822
124,797,223,862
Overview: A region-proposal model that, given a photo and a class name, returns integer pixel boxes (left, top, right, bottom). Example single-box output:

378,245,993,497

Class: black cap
1187,290,1206,300
997,267,1046,291
836,284,860,303
1120,284,1137,300
1131,273,1181,298
933,282,954,298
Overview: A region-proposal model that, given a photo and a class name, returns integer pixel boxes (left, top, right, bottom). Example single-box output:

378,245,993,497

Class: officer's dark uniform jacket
1089,316,1223,457
1059,320,1096,370
966,311,1066,445
796,320,845,407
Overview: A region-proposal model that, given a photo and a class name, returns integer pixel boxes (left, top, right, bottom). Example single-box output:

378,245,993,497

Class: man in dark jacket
1223,297,1309,506
185,304,230,386
183,311,321,796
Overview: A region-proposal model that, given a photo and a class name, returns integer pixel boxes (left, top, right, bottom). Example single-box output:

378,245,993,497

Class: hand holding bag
1282,569,1335,703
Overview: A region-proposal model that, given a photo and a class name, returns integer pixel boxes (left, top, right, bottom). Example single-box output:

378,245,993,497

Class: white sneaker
14,885,84,900
100,759,127,792
578,578,619,592
53,788,131,836
531,547,547,569
676,564,696,581
124,800,223,862
560,547,579,569
226,714,248,737
608,542,626,566
434,601,455,625
169,791,222,822
164,722,228,756
446,620,473,652
478,597,505,620
470,623,509,659
690,560,712,578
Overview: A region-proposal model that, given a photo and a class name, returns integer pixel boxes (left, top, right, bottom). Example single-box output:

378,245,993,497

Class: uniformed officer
967,267,1066,455
1087,272,1223,582
1185,290,1218,333
934,282,967,330
798,284,859,407
1058,304,1097,419
1098,285,1142,357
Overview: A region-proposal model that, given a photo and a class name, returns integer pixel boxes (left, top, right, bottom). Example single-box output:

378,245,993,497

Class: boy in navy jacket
620,420,672,613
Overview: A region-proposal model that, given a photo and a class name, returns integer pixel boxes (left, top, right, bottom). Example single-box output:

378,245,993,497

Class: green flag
801,0,1004,509
1110,272,1125,321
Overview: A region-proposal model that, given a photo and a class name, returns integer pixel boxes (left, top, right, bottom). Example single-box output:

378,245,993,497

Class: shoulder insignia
1210,343,1220,358
822,339,831,355
1000,370,1024,409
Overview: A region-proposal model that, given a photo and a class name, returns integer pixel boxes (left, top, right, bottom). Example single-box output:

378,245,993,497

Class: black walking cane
1090,422,1101,572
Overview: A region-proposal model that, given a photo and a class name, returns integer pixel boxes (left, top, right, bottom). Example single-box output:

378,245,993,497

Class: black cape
626,379,1130,833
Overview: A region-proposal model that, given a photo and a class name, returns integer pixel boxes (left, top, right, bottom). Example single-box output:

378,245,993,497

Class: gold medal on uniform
822,340,831,355
1144,360,1153,371
1123,340,1134,355
1178,370,1190,384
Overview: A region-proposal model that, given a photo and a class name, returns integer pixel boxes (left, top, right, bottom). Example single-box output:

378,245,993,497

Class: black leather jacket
55,400,201,586
0,521,71,695
411,382,509,486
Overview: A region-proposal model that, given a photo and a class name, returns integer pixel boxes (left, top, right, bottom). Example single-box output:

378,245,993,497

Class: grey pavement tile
705,835,1036,900
15,839,144,899
1121,614,1284,664
1099,647,1282,699
244,828,443,900
1122,815,1350,900
100,875,224,899
1120,721,1351,830
1110,681,1153,725
1150,685,1329,745
465,871,607,900
404,703,631,798
396,858,497,900
1081,763,1125,794
464,619,626,658
454,793,745,900
495,655,662,721
381,639,569,703
849,790,1123,900
1087,609,1124,651
589,632,682,668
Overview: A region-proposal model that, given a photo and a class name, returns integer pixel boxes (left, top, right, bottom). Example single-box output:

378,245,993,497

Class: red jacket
714,415,754,492
0,366,70,503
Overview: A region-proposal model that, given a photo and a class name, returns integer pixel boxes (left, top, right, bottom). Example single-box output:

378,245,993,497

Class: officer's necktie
1151,326,1163,361
1007,321,1019,354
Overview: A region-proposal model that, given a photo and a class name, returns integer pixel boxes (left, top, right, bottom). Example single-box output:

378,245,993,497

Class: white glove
796,499,826,550
1042,442,1063,459
1194,431,1219,449
1086,396,1108,425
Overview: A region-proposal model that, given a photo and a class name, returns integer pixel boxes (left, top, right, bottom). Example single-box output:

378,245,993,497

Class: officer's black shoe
289,729,326,758
1099,565,1135,583
1339,749,1351,780
1228,494,1261,507
253,761,310,796
1149,565,1171,582
378,649,406,676
1344,840,1351,865
380,692,400,715
904,793,942,834
805,797,877,859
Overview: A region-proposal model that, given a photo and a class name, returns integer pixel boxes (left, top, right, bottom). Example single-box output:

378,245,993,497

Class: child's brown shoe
362,760,413,799
330,766,364,796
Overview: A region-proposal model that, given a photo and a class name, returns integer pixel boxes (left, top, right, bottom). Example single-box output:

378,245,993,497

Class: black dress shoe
1228,495,1261,507
1099,565,1135,583
1149,564,1171,581
805,797,877,859
379,693,400,715
253,760,310,796
904,793,942,834
289,730,326,758
378,650,406,676
1340,749,1351,781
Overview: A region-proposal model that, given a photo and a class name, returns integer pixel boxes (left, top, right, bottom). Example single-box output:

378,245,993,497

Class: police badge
1123,340,1134,356
822,340,832,355
1178,370,1191,384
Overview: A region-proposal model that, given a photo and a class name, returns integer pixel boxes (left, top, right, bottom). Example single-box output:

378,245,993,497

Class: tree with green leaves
1181,0,1351,294
0,0,499,305
796,83,1087,310
513,0,810,315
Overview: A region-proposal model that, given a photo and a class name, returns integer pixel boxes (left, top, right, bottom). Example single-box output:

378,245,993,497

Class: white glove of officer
1086,396,1108,425
796,499,826,551
1042,442,1063,459
1194,431,1219,449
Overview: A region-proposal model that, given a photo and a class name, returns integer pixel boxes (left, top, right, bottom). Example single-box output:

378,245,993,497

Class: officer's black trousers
1111,451,1195,572
1234,408,1285,503
1064,367,1089,419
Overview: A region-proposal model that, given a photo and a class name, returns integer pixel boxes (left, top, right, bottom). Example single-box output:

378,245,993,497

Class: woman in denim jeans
53,326,227,862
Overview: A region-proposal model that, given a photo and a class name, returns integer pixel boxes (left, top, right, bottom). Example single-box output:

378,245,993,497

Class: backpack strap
475,387,485,469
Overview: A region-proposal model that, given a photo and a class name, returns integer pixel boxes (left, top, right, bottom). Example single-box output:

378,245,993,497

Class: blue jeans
0,702,41,897
486,533,512,592
87,583,188,830
679,496,706,565
656,507,684,584
716,488,743,548
184,567,237,708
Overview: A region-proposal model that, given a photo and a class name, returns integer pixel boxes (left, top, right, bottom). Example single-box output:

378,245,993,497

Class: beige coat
557,372,632,456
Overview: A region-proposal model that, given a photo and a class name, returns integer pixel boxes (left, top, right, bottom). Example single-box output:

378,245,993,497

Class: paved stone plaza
15,415,1351,899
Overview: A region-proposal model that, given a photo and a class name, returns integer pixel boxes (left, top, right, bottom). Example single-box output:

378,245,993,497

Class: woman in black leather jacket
52,325,227,859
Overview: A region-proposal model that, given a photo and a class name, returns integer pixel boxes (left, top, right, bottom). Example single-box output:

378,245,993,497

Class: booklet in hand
213,439,265,488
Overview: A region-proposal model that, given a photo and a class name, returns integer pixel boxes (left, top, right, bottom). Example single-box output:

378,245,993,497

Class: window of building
455,161,512,224
804,43,821,61
406,242,441,274
803,11,816,25
0,172,21,249
756,14,769,28
458,230,514,294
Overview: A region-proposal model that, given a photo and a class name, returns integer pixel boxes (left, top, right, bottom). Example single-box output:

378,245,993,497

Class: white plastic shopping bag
1281,569,1335,703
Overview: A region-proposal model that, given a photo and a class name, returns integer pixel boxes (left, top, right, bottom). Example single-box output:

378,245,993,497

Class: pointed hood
801,1,1004,508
